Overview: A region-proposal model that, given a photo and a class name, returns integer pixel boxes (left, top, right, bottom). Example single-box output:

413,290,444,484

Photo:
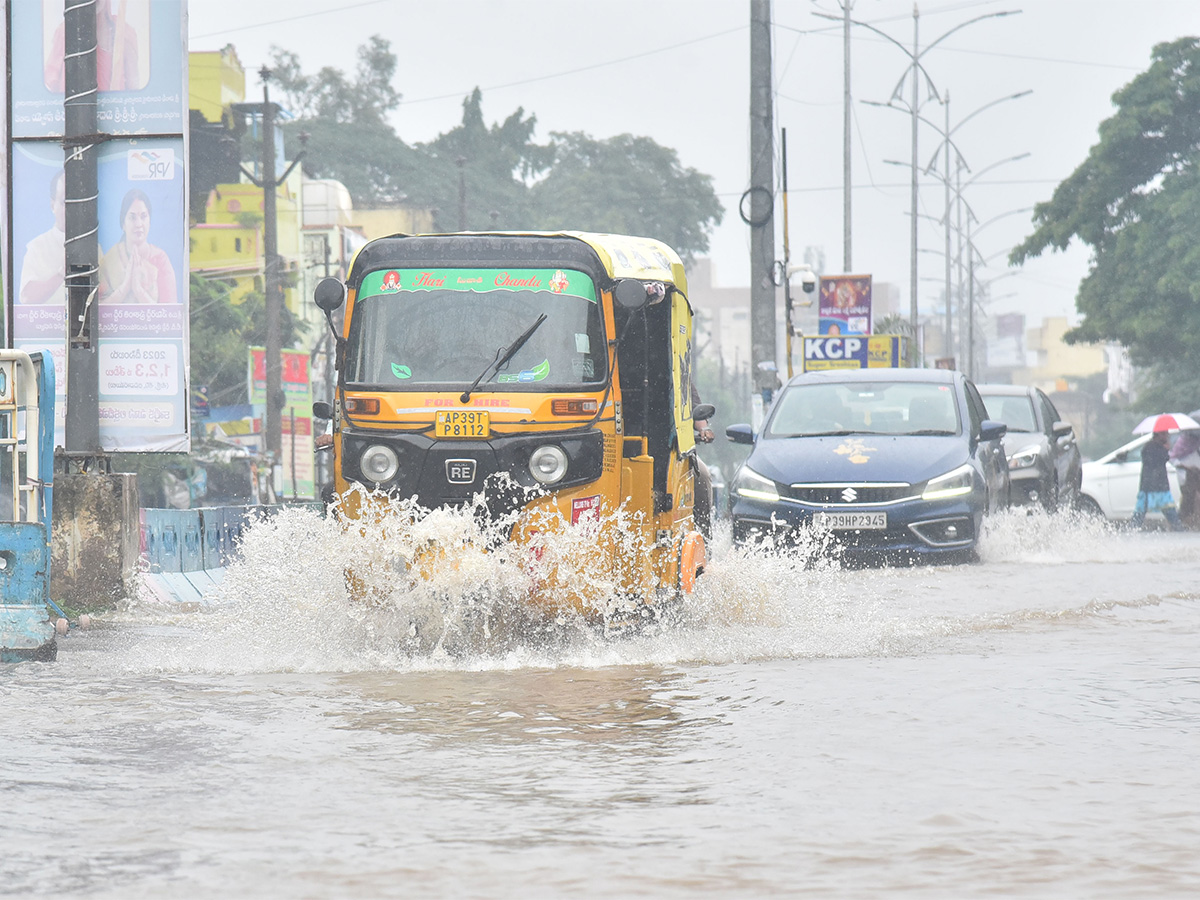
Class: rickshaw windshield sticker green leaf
496,359,551,384
391,363,412,379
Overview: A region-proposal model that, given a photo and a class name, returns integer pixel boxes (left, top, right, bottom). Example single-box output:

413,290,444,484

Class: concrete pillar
50,474,140,608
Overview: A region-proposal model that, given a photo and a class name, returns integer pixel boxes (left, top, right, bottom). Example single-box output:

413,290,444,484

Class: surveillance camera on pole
787,264,817,301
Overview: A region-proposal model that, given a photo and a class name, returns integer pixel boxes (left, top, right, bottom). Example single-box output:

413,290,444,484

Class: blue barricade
180,510,204,572
139,502,319,603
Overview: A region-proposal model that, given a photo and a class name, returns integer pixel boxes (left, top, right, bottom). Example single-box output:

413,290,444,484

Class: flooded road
4,508,1200,898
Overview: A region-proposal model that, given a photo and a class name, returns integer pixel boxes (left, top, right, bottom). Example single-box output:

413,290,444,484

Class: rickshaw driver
691,382,715,538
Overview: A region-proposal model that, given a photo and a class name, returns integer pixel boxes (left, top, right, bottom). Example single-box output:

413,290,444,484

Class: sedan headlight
733,465,779,503
361,444,399,484
921,463,974,500
529,444,569,484
1008,446,1040,470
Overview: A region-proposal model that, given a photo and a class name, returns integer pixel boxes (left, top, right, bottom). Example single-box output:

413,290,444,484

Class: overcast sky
189,0,1199,325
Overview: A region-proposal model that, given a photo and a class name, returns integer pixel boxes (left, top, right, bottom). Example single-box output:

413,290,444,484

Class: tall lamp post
832,5,1020,363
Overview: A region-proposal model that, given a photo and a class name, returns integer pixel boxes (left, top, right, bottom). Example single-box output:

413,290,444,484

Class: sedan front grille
783,482,916,506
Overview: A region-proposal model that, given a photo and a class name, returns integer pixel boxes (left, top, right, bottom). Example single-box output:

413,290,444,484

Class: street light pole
942,91,952,358
832,4,1020,364
909,5,920,365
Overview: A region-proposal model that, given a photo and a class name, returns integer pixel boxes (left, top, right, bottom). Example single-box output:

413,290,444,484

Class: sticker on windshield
391,363,412,379
574,333,591,354
497,359,550,383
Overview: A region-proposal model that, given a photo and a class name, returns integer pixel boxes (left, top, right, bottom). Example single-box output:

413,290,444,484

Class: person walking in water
1131,426,1184,530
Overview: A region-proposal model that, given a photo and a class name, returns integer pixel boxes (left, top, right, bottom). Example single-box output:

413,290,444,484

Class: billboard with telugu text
10,138,188,450
818,274,873,336
9,0,184,138
1,0,7,341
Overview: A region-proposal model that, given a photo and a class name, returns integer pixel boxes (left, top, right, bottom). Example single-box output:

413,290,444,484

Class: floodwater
4,506,1200,899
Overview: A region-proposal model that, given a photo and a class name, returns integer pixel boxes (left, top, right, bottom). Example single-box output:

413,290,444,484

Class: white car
1078,434,1181,520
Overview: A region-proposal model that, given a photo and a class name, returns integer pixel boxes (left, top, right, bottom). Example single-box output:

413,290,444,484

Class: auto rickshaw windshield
346,267,608,389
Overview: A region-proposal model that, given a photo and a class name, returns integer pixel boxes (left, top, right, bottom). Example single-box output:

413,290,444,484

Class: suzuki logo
445,459,477,484
841,487,858,502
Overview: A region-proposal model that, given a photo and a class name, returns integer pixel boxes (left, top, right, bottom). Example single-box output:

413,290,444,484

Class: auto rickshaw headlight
529,445,568,484
361,444,399,484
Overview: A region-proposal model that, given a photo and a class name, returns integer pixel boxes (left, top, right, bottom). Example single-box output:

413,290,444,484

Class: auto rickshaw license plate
435,410,489,438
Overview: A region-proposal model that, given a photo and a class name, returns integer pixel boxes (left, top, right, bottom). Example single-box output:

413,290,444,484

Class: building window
235,237,242,253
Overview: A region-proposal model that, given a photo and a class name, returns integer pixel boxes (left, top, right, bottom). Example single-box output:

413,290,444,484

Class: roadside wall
51,474,140,609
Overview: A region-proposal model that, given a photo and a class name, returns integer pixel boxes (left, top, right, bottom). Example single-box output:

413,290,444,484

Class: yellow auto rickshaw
312,231,711,634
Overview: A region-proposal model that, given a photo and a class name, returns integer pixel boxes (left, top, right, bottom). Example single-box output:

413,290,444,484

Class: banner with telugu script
9,0,184,138
11,139,188,451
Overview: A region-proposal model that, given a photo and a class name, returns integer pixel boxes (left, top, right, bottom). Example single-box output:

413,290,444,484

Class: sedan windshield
767,381,961,437
347,267,606,389
982,394,1037,432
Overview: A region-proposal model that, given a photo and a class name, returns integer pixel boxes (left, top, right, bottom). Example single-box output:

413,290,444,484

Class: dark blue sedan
726,369,1010,562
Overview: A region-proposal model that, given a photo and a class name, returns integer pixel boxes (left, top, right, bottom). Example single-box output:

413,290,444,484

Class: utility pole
63,0,100,456
749,0,776,410
231,72,306,462
843,0,852,272
456,157,467,230
260,70,283,458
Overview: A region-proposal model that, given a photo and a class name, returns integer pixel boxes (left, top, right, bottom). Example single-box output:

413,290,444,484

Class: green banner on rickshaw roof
359,268,597,303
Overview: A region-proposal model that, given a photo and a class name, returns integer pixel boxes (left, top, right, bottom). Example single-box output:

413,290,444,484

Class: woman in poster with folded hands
99,188,177,304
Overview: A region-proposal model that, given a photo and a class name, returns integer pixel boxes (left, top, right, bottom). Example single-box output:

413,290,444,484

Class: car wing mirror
1113,451,1129,464
692,403,715,422
725,423,755,445
1052,420,1074,439
979,419,1007,442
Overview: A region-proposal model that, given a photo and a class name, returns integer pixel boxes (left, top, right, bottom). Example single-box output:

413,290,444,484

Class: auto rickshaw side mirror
726,423,755,445
314,277,346,312
614,279,650,310
692,403,715,422
312,401,334,420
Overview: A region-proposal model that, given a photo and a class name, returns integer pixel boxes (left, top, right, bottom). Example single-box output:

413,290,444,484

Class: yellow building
192,179,305,314
1012,316,1106,392
189,46,305,315
190,45,245,127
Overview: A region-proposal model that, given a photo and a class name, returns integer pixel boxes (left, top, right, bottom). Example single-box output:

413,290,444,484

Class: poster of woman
98,188,179,304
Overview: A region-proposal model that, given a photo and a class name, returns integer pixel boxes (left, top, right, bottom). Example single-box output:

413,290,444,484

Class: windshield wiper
460,313,548,403
906,429,956,436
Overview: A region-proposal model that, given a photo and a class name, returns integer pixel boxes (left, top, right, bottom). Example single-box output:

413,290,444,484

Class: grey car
978,384,1082,511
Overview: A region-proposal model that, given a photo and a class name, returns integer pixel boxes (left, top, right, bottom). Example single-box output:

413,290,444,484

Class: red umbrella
1132,412,1200,434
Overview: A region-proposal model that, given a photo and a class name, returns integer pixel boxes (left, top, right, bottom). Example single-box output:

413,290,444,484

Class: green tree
406,87,549,231
266,41,724,260
269,37,416,204
189,273,306,409
1010,38,1200,407
531,132,723,264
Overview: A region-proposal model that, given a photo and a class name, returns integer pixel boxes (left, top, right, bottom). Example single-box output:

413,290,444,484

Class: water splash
96,498,1200,675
